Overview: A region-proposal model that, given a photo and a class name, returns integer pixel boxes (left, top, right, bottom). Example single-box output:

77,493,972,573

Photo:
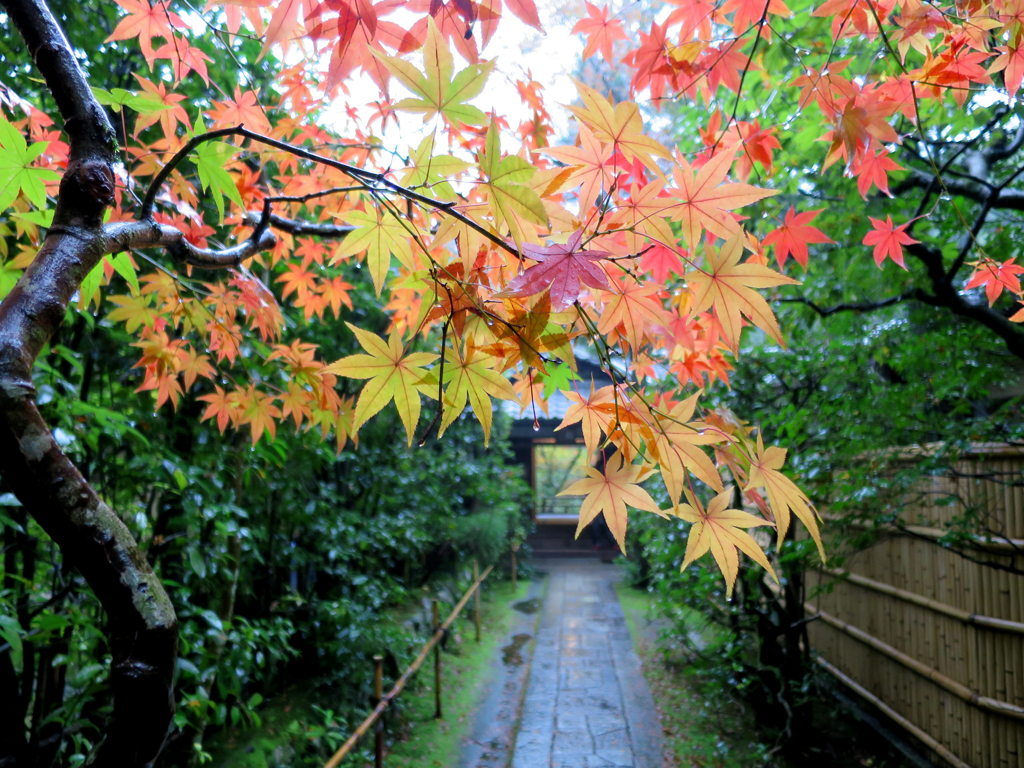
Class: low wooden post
473,559,481,643
373,655,384,768
433,600,442,719
511,545,517,592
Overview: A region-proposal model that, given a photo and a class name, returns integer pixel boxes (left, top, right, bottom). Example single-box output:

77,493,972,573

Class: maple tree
3,0,1024,758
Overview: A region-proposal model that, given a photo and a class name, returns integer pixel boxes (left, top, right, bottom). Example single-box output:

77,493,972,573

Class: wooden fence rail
323,562,494,768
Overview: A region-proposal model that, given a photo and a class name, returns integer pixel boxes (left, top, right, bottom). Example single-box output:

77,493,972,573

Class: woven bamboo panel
809,446,1024,768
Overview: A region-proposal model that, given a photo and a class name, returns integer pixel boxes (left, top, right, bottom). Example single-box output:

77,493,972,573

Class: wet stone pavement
510,559,664,768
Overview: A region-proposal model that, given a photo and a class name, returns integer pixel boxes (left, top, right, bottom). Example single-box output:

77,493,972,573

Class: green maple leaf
192,118,243,224
371,18,494,127
400,134,471,201
0,112,61,212
480,113,547,248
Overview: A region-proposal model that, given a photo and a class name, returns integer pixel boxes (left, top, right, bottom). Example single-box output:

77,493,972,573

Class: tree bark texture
0,0,179,764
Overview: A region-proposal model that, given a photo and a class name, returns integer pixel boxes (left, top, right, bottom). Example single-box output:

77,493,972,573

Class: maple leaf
228,385,280,445
400,133,471,202
0,112,60,212
850,149,903,198
648,393,725,507
687,232,799,352
668,147,778,248
323,324,437,446
331,208,417,295
676,489,777,600
372,19,494,126
105,0,185,66
762,207,834,269
572,2,628,63
557,450,666,552
259,0,305,60
479,114,548,248
567,80,672,177
640,244,688,283
596,274,668,351
198,385,239,432
319,276,355,319
437,343,517,446
991,45,1024,98
555,381,617,455
863,215,918,269
107,294,159,333
276,263,317,300
965,258,1024,305
721,0,790,35
541,124,614,215
207,88,272,135
609,180,677,255
500,229,612,311
744,433,824,560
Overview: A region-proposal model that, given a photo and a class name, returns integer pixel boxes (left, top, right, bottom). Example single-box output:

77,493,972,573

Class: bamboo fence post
373,655,384,768
473,559,481,643
433,599,442,719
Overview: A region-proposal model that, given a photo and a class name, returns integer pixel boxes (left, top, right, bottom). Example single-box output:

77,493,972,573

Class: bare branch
243,211,356,239
776,294,911,317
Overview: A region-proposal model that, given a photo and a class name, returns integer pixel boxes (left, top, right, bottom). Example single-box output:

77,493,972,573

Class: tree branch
102,220,277,269
776,294,912,317
138,126,521,261
242,211,356,239
895,168,1024,210
0,0,178,764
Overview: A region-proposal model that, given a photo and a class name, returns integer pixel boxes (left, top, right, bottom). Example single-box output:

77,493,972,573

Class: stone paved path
510,560,664,768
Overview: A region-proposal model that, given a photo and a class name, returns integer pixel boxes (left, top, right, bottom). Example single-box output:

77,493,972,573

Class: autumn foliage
4,0,1024,597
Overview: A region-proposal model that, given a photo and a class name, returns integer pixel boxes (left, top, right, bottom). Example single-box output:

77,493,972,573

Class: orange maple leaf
557,451,666,553
686,232,799,352
744,433,824,560
676,489,777,599
668,147,778,248
105,0,185,66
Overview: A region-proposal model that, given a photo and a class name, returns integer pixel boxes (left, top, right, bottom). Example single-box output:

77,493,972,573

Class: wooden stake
473,559,481,643
373,655,384,768
433,600,442,719
511,547,517,592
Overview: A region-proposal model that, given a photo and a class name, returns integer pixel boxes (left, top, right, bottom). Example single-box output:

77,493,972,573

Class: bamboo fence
806,444,1024,768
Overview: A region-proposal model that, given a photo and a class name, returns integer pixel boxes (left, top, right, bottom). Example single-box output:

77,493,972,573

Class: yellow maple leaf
567,80,672,177
744,433,825,561
330,208,418,296
324,324,438,446
677,489,777,599
648,393,725,505
557,450,666,552
437,343,517,446
687,232,799,352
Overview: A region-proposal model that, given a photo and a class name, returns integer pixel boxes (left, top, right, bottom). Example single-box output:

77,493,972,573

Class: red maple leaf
572,2,627,63
640,244,688,283
762,207,833,268
850,149,903,198
500,229,612,310
965,258,1024,305
862,215,919,269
